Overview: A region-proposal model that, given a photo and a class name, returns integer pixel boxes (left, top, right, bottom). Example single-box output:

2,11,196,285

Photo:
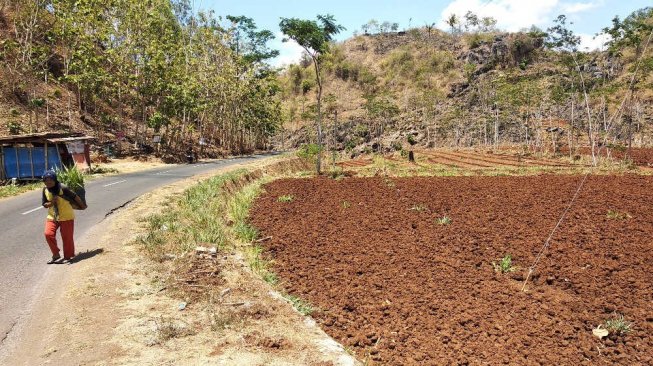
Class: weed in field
606,210,632,220
493,254,516,273
284,294,313,316
436,216,452,225
341,200,351,209
277,194,294,202
603,313,632,335
410,203,429,212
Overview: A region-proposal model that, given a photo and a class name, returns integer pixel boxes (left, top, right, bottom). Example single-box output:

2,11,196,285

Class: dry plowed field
250,175,653,365
419,150,577,169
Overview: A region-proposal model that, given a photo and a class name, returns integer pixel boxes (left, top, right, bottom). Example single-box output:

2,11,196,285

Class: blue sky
198,0,652,66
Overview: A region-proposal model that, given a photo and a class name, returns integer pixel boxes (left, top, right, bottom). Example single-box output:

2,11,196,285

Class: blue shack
0,132,94,181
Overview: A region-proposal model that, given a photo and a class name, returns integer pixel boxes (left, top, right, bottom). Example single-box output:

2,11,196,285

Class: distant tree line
1,0,282,154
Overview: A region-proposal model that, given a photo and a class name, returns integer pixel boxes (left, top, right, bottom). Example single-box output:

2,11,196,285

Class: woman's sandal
47,255,61,264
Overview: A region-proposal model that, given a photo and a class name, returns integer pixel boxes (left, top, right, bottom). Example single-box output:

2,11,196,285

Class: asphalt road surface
0,154,273,350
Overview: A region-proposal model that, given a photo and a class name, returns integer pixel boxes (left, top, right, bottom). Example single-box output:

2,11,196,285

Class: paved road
0,154,272,347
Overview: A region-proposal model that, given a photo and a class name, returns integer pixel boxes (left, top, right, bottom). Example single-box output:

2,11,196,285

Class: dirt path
4,160,357,366
251,175,653,365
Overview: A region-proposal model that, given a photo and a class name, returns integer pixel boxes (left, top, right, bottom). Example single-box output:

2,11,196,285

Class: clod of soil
250,175,653,365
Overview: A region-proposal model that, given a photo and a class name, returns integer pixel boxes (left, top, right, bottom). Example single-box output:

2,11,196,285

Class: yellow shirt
44,188,75,221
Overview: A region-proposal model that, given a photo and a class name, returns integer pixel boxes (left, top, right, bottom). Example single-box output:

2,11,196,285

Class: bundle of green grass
55,165,87,209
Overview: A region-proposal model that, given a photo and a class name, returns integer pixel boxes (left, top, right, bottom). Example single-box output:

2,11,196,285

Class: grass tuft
606,210,632,220
284,294,313,316
603,313,632,335
277,194,294,202
436,216,452,225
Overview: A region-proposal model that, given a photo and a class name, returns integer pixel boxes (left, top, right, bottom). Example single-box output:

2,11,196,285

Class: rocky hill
279,8,653,157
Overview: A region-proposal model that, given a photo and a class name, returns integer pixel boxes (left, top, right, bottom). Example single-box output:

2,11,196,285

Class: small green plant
603,314,632,335
410,204,429,212
436,216,451,225
606,210,632,220
6,120,22,134
341,200,351,209
284,294,313,316
493,254,516,273
277,194,294,203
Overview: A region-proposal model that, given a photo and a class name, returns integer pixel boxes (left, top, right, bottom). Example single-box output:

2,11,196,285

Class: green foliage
0,181,42,199
436,216,451,225
284,294,313,316
226,15,279,64
7,120,22,134
297,143,322,160
277,195,294,202
465,33,493,49
603,314,633,335
546,15,581,51
463,62,477,82
493,254,516,273
602,7,653,57
56,165,85,190
407,134,416,145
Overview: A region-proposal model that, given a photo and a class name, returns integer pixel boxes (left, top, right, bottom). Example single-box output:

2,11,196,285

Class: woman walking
41,170,86,264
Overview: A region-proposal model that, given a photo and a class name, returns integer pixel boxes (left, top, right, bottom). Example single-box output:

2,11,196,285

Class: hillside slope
280,9,653,156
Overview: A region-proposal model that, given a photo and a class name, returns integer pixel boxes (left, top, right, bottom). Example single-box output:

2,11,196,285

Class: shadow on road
69,248,104,264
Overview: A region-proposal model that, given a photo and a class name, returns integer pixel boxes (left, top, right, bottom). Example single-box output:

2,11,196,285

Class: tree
464,11,479,32
446,14,460,34
279,14,345,173
547,15,596,164
226,15,279,65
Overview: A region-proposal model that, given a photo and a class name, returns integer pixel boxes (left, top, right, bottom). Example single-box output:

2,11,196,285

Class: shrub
436,216,451,225
297,143,322,160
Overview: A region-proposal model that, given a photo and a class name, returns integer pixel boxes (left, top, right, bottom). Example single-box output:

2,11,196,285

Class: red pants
44,220,75,259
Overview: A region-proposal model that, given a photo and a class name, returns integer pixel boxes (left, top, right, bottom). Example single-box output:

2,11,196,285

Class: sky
197,0,652,67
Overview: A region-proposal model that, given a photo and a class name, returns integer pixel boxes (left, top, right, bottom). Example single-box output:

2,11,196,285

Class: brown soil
561,147,653,167
250,175,653,365
420,149,577,169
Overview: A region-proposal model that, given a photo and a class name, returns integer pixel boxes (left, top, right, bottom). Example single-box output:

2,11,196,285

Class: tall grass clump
137,170,250,258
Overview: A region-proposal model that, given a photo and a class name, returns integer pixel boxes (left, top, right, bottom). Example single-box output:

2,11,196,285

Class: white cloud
439,0,601,32
579,32,610,51
562,1,601,14
269,32,305,68
439,0,559,32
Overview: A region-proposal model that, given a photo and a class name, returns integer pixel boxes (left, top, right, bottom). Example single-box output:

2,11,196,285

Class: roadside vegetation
135,158,314,315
